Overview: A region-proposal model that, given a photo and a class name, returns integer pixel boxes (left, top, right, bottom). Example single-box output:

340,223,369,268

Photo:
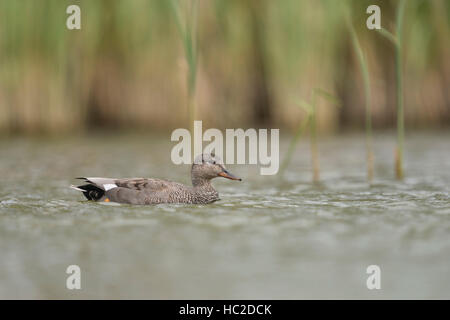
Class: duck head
191,153,242,186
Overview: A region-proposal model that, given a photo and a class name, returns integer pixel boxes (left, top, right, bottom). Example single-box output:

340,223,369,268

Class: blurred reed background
0,0,449,135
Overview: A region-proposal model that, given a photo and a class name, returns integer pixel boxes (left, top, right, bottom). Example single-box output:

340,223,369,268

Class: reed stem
395,0,406,180
170,0,198,135
347,19,374,181
375,0,406,180
279,116,309,176
281,89,339,181
310,91,319,183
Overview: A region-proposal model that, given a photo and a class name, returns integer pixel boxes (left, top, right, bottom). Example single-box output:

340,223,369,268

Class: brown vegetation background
0,0,449,135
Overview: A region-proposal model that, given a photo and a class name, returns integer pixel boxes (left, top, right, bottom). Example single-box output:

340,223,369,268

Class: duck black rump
76,184,105,201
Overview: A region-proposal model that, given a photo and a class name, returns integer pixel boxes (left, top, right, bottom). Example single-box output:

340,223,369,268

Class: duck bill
218,170,242,181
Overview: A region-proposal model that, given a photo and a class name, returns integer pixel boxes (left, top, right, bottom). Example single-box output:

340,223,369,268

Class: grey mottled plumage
71,153,241,205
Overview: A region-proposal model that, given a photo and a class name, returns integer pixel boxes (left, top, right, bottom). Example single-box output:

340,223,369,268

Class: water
0,132,449,299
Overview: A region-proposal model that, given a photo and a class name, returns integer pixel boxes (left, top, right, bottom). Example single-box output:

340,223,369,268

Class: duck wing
114,178,178,192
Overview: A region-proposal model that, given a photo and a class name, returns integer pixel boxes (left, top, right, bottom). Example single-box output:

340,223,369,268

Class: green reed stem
310,91,319,183
279,115,310,176
376,0,406,179
348,19,374,181
170,0,198,135
281,88,339,181
395,0,406,180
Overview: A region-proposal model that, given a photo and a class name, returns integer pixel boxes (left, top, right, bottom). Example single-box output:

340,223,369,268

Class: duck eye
212,161,216,164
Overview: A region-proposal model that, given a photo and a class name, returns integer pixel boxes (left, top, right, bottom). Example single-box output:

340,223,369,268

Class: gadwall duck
70,153,241,205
